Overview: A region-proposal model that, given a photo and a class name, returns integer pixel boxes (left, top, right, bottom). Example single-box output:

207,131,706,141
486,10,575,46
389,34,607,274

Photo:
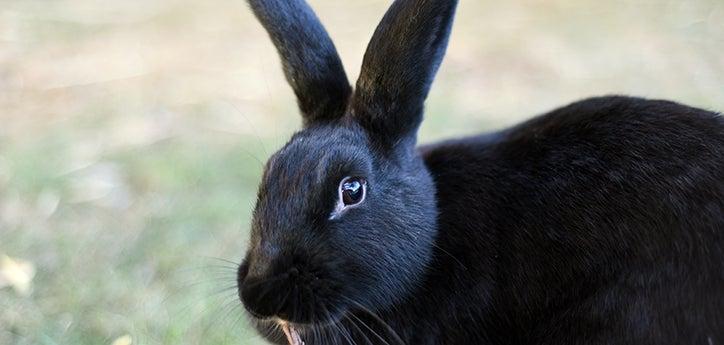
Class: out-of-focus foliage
0,0,722,344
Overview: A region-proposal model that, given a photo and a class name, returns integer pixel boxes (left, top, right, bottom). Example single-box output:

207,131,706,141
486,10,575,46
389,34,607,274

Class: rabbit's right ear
248,0,352,126
352,0,458,150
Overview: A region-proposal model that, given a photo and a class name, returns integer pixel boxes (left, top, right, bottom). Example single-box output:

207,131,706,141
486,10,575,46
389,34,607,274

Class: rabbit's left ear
352,0,458,150
248,0,352,126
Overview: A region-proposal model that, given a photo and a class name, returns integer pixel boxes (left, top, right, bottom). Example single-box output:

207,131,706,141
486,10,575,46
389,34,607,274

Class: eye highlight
329,177,367,220
340,177,366,206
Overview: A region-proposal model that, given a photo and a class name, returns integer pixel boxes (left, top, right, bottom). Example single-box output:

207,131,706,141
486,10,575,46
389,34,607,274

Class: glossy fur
238,0,724,344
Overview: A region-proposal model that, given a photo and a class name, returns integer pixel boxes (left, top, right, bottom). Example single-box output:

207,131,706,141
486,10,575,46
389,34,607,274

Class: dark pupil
342,179,363,205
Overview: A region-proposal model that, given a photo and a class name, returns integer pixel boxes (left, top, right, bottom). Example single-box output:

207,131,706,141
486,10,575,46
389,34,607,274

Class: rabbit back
415,95,723,344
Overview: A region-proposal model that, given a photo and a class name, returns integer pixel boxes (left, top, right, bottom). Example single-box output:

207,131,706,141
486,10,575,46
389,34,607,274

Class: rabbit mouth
252,304,404,345
281,322,304,345
250,314,344,345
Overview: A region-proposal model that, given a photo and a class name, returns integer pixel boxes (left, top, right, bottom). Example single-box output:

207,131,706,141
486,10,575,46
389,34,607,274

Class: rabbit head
237,0,458,334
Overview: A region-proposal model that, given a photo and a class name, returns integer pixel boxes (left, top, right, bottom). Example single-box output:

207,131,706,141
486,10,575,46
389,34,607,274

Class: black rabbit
236,0,724,344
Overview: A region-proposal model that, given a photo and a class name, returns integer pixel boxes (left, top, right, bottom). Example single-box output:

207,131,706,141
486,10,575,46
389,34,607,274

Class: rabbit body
395,95,723,344
238,0,724,344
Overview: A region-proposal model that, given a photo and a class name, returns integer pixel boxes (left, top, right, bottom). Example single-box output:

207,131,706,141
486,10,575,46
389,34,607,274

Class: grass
1,0,722,344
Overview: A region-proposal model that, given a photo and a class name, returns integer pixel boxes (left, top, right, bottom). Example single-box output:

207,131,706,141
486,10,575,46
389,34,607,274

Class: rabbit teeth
281,323,304,345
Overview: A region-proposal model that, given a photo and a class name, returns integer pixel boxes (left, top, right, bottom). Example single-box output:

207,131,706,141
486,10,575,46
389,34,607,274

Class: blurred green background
0,0,722,344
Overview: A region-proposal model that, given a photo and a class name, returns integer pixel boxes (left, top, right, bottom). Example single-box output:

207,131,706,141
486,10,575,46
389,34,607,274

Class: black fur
238,0,724,344
247,0,351,125
352,0,458,150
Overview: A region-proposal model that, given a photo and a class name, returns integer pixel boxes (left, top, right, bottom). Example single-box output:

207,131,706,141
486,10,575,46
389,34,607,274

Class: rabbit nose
238,242,289,318
239,264,313,322
240,274,288,319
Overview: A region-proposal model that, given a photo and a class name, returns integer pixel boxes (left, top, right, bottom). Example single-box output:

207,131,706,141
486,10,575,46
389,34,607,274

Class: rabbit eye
340,177,366,206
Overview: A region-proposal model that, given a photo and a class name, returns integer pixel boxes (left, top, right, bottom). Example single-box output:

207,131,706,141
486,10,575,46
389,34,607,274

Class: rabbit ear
248,0,352,126
352,0,458,149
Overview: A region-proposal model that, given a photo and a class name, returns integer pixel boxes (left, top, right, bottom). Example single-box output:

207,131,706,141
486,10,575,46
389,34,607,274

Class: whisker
348,313,393,345
203,298,241,337
342,296,405,345
332,313,356,345
430,242,468,271
198,255,242,267
321,303,349,345
344,313,374,345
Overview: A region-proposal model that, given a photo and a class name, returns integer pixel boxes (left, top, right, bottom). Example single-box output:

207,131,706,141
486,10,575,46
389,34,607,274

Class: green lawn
1,0,722,344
